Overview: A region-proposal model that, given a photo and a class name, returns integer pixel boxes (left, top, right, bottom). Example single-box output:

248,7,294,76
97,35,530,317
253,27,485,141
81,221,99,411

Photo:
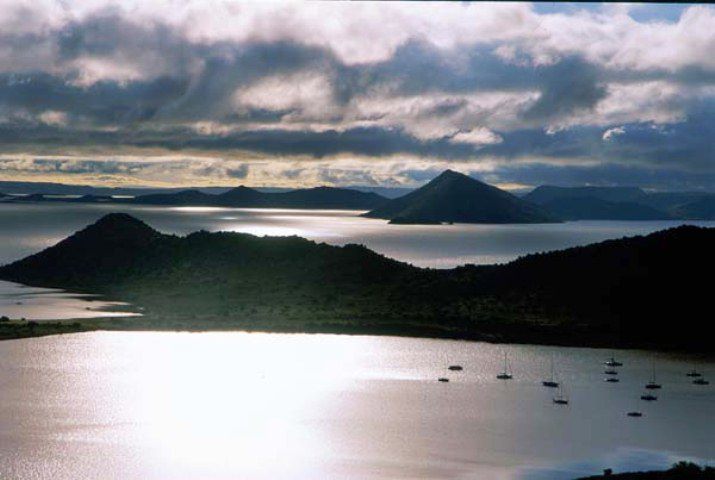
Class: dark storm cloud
155,41,335,121
0,73,188,124
483,103,715,172
521,58,607,122
0,4,714,190
3,104,712,183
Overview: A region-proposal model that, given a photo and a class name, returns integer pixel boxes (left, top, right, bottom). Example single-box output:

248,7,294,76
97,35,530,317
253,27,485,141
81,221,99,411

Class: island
363,169,559,224
0,213,712,352
1,184,388,210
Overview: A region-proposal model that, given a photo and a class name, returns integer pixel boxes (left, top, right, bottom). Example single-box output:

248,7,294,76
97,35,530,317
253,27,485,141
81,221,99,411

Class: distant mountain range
363,170,558,224
1,213,711,351
524,185,715,220
1,185,387,210
129,185,388,209
0,181,233,196
536,196,670,221
524,185,648,204
2,173,714,221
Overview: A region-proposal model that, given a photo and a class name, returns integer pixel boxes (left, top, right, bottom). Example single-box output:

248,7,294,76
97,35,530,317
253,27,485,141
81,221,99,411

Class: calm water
1,203,714,268
0,281,137,320
0,203,713,477
0,332,712,479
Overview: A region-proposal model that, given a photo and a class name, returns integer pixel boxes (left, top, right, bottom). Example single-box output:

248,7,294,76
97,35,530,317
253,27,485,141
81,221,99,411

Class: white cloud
450,128,503,146
602,126,625,141
345,90,538,140
38,110,69,126
233,71,336,122
3,2,712,76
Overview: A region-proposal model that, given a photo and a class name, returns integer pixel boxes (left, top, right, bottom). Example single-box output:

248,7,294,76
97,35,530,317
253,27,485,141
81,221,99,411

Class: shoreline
2,317,713,356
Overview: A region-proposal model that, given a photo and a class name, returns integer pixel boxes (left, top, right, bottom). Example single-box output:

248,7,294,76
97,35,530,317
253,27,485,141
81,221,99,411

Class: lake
0,203,713,478
0,280,137,320
2,203,714,268
0,331,712,479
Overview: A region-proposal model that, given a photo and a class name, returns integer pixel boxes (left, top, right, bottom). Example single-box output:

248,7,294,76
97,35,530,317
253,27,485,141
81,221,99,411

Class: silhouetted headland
576,462,714,479
0,214,712,351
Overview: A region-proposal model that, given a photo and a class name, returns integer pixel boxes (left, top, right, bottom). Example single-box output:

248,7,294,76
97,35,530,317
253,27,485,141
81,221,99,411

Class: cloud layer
0,1,713,190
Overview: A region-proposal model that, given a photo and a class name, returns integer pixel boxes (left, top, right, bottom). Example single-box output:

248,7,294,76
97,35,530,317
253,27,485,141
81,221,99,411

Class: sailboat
645,360,662,390
640,392,658,401
604,356,623,367
686,369,702,378
553,384,569,405
542,354,559,388
496,352,513,380
693,378,710,385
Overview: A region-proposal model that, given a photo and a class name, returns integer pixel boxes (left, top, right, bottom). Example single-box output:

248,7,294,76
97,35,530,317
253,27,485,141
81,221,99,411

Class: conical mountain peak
73,213,160,244
364,170,559,224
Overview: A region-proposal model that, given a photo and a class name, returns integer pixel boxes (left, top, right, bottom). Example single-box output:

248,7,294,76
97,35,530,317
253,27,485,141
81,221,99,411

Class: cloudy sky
0,1,714,190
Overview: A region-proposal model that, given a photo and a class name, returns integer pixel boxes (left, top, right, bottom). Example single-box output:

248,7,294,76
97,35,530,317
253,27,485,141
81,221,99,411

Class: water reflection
0,332,711,479
1,203,714,267
0,280,137,320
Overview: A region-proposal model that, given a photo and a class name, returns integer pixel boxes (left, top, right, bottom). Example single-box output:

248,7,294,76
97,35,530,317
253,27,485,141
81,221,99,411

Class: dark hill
130,185,386,209
0,213,165,287
4,185,387,210
640,192,712,212
577,462,715,479
215,185,267,206
525,185,648,205
271,186,386,209
673,196,715,220
0,213,425,322
1,214,712,351
132,189,217,206
364,170,558,224
525,186,715,220
463,224,714,349
541,196,670,220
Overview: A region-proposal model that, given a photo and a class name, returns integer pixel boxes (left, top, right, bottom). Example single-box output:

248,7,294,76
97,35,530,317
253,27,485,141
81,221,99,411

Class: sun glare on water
128,333,363,477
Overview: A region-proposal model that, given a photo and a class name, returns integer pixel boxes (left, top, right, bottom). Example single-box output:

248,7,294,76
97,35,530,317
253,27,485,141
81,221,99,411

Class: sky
0,1,713,191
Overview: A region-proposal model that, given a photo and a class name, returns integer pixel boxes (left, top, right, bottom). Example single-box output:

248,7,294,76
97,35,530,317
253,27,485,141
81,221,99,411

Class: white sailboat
542,354,559,388
645,360,662,390
496,352,513,380
553,384,569,405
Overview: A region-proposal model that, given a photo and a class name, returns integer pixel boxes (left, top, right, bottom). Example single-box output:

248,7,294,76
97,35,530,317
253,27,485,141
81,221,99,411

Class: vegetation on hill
0,214,712,350
577,462,714,479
